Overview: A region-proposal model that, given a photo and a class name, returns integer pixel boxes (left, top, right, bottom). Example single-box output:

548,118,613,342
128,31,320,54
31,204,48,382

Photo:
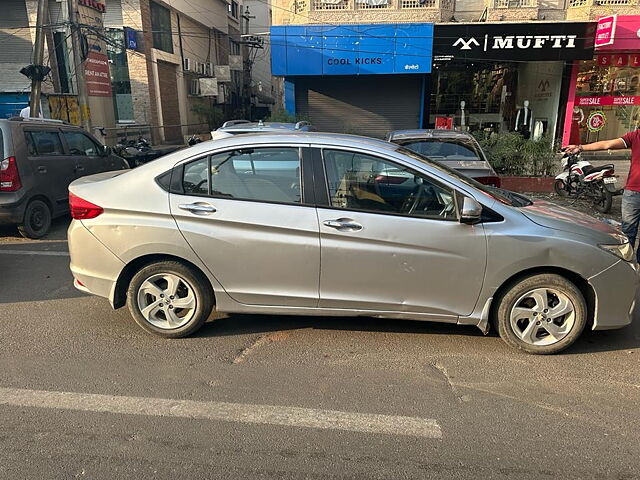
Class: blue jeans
622,190,640,262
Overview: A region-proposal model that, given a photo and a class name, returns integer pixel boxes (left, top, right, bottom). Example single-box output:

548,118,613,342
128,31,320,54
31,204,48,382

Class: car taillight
476,176,501,188
69,192,103,219
0,156,22,192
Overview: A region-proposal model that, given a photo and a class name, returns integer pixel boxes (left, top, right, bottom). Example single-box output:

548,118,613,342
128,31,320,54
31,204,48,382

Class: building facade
271,0,640,143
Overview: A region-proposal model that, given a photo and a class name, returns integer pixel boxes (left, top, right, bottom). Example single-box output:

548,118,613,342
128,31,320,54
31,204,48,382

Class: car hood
520,200,626,244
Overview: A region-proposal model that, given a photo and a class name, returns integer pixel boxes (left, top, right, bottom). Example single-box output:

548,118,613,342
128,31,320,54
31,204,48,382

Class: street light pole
67,0,91,131
29,0,49,117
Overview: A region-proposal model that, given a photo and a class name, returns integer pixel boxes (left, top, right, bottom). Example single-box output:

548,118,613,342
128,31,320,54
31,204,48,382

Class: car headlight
600,242,634,262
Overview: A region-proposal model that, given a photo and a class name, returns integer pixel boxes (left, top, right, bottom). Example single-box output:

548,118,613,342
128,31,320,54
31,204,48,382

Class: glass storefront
429,61,564,140
573,59,640,143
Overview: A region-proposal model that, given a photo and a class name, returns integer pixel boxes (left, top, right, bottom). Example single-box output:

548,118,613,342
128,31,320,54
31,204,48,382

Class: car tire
18,199,52,239
126,261,214,338
495,274,587,355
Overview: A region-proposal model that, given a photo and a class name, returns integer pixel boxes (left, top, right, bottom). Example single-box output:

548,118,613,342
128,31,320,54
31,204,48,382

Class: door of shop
296,76,422,139
157,61,182,143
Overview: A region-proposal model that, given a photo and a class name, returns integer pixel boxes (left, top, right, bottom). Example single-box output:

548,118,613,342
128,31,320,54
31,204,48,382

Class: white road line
0,249,69,257
0,387,442,438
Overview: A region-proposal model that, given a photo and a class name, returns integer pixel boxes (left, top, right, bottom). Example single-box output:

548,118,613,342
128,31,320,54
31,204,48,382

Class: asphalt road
1,219,639,479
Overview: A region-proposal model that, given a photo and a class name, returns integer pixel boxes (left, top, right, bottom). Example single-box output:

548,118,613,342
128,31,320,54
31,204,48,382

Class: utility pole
67,0,91,131
29,0,49,117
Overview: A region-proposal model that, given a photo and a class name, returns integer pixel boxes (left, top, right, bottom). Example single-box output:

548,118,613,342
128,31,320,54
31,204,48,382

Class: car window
322,149,457,220
401,140,480,161
63,131,100,156
25,131,64,156
183,157,209,195
210,148,301,204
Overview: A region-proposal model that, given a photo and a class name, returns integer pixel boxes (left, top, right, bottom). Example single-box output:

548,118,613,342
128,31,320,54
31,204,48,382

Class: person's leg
621,190,640,262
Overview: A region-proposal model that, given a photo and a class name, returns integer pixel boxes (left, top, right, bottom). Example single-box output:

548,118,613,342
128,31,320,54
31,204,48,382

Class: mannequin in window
515,100,532,139
569,106,584,145
455,100,469,131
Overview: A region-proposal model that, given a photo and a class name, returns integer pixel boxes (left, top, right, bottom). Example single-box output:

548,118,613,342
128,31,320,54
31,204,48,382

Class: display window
574,59,640,143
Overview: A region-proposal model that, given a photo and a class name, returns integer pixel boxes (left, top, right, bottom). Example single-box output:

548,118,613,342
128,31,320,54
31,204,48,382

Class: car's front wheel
126,261,214,338
495,274,587,354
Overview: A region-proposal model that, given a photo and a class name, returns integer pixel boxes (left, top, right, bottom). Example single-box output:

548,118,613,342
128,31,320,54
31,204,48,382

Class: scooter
554,152,621,214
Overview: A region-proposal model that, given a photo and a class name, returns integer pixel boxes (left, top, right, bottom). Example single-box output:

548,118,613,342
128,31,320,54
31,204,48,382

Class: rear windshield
397,139,484,162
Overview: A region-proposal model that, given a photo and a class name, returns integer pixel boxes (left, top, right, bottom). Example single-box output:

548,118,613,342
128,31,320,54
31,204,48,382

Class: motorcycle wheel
593,186,613,214
554,179,569,197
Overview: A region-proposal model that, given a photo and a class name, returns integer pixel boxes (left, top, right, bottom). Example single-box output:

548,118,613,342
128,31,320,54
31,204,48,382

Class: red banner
576,96,640,107
84,51,112,97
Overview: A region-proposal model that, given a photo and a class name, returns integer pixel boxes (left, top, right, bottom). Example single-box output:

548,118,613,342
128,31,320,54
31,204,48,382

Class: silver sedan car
68,133,637,354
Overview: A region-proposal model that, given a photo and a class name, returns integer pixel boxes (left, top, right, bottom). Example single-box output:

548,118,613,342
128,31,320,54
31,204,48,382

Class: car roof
388,129,476,141
141,132,400,173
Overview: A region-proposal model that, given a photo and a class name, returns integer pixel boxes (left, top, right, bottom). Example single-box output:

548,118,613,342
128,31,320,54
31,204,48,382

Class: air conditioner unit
183,58,193,72
189,79,200,96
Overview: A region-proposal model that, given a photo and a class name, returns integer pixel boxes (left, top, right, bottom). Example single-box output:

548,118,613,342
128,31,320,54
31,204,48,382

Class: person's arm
565,138,626,154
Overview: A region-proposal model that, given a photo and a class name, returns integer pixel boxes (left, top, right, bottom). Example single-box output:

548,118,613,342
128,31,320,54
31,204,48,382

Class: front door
316,148,487,318
169,146,320,307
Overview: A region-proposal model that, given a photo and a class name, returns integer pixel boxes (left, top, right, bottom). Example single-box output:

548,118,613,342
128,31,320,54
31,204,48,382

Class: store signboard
595,16,617,47
84,51,112,97
271,23,433,76
596,16,640,52
576,96,640,107
433,22,596,61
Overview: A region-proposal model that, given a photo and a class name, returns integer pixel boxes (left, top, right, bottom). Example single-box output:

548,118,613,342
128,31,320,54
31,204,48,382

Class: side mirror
460,197,482,225
101,145,112,157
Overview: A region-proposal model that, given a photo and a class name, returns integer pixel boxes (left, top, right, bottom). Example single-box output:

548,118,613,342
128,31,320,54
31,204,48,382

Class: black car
0,117,128,238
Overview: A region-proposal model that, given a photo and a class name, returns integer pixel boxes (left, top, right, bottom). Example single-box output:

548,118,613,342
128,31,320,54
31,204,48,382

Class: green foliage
264,107,297,123
473,131,558,177
191,102,225,131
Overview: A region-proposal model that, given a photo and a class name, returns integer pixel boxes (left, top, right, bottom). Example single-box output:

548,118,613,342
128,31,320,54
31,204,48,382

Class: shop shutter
104,0,124,27
0,0,33,91
297,76,422,139
48,0,65,27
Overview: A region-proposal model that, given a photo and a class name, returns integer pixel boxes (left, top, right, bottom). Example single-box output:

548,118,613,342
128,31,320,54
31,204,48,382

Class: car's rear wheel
495,274,587,354
126,261,214,338
18,199,52,239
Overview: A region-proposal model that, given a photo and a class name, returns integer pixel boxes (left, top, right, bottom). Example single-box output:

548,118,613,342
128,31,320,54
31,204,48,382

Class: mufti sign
434,22,596,61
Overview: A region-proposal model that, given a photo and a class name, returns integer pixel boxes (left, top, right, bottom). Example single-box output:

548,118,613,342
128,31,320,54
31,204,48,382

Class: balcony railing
494,0,537,7
311,0,450,10
569,0,632,6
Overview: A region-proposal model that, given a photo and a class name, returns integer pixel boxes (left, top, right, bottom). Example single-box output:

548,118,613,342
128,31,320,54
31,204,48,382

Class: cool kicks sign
271,24,433,76
434,23,596,61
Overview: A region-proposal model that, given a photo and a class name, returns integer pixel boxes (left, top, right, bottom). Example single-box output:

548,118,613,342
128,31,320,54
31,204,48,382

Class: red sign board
78,0,106,13
596,15,640,52
597,54,611,67
84,51,112,97
595,15,617,48
576,96,640,107
435,117,453,130
632,54,640,68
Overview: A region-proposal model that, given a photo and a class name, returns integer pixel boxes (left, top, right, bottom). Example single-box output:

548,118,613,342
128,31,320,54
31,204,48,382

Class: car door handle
323,218,363,231
37,166,47,173
76,165,85,171
179,203,217,214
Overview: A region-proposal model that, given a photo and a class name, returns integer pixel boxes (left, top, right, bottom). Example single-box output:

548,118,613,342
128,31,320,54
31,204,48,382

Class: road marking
0,387,442,438
0,249,69,257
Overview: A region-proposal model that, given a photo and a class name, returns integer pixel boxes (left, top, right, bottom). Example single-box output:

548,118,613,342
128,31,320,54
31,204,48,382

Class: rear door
61,129,113,176
24,128,75,211
169,146,320,307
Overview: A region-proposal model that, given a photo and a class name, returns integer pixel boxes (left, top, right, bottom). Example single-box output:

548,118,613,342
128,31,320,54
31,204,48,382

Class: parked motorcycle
554,152,620,214
187,134,203,146
113,136,153,168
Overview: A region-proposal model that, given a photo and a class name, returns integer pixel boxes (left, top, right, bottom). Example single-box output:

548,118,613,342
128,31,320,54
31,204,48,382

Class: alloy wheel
136,273,197,329
509,288,576,346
